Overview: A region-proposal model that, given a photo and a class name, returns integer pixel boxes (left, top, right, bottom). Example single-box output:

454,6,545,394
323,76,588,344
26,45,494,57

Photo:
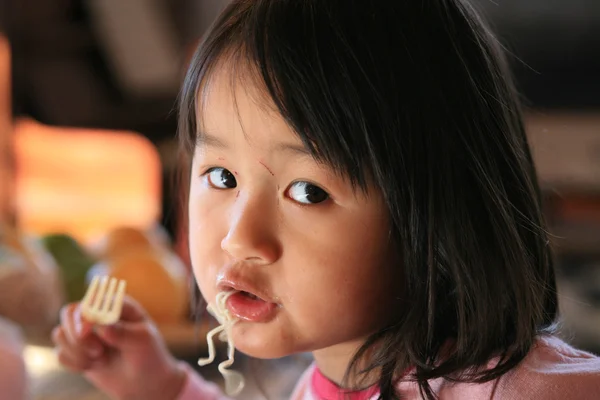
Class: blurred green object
41,234,96,303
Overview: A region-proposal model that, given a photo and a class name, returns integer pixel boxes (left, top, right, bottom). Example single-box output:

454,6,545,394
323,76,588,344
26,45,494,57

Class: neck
312,338,378,389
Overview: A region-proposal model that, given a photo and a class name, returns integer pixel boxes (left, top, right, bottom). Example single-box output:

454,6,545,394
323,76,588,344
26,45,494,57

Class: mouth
217,279,273,303
238,290,260,300
216,280,279,322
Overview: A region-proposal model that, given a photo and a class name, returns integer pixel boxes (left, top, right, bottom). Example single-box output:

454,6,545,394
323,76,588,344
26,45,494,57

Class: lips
238,291,259,300
217,279,271,301
216,279,279,322
226,291,278,322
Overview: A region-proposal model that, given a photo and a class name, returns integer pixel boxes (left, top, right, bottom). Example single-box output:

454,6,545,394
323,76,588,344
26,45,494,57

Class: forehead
196,60,278,125
195,62,302,151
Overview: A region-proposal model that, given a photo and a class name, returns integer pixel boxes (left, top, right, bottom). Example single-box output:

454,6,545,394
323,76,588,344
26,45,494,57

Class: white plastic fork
81,275,127,325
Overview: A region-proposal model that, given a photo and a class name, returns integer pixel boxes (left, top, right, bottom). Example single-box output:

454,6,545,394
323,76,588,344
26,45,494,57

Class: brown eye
287,181,329,204
207,168,237,189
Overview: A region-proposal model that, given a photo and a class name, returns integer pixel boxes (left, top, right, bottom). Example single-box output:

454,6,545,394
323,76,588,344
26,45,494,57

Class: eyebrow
196,132,311,157
196,133,228,149
274,141,311,157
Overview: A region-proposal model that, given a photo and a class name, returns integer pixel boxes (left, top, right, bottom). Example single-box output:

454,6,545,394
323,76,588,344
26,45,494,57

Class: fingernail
75,320,82,337
95,325,110,337
87,345,102,358
98,323,121,338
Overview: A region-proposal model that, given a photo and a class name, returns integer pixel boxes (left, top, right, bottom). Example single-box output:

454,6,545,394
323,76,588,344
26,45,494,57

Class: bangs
177,0,390,190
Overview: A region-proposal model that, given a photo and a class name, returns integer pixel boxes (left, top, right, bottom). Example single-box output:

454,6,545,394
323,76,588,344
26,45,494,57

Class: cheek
283,214,397,331
188,186,224,301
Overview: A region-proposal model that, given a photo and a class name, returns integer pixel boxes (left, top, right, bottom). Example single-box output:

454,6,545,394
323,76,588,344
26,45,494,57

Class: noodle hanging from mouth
198,291,245,396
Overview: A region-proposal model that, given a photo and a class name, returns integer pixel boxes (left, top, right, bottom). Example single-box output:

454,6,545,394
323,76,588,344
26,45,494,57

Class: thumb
95,321,153,349
93,296,154,348
117,296,149,323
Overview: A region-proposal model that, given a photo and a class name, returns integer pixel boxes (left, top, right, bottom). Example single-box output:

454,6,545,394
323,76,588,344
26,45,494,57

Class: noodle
198,291,245,396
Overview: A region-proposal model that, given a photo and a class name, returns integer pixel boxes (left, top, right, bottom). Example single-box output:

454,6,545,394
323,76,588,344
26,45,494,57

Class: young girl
52,0,600,399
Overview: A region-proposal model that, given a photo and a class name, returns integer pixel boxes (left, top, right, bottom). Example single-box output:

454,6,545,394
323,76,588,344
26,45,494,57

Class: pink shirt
178,335,600,399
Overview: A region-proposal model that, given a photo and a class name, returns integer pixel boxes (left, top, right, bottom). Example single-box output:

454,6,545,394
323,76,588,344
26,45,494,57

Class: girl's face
189,69,400,359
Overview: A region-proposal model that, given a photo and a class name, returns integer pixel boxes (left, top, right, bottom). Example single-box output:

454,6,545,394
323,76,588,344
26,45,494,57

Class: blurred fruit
0,225,64,331
21,236,64,317
41,233,95,302
99,250,189,324
94,226,153,260
85,224,191,325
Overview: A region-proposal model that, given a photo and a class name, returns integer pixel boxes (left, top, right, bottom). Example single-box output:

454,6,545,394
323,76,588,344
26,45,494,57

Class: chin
233,338,293,359
235,343,289,359
230,323,302,359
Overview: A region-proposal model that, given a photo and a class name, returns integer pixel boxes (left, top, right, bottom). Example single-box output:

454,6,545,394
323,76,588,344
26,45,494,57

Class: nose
221,191,281,263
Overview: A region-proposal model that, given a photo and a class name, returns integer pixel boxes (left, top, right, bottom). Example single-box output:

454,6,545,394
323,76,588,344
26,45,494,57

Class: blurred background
0,0,599,399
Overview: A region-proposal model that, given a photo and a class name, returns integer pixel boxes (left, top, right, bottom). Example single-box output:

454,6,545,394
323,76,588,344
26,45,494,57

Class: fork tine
100,277,118,313
81,275,100,322
113,279,127,309
103,279,127,325
82,275,100,309
91,276,109,311
80,275,127,325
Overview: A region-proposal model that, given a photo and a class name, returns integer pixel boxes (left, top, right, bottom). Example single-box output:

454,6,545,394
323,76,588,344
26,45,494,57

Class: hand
52,296,187,400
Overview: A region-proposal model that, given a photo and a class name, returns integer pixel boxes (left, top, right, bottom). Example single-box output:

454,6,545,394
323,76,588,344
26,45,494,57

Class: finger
88,295,151,349
95,321,152,350
73,305,95,338
59,303,93,341
117,296,149,323
52,327,93,371
52,326,103,361
60,304,80,344
55,348,93,372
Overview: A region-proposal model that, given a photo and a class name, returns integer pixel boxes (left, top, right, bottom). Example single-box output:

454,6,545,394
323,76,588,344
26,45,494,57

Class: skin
52,298,188,400
188,66,401,385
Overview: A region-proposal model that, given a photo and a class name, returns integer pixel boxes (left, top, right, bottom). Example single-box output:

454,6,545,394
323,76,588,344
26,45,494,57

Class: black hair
178,1,558,399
